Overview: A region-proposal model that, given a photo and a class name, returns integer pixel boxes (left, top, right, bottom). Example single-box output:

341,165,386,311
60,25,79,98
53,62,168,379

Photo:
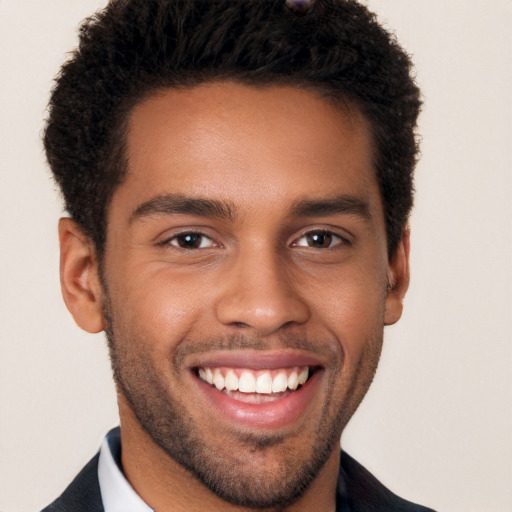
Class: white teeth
298,367,309,385
239,371,256,393
287,371,299,390
225,370,239,391
256,373,272,394
198,366,311,394
213,369,225,391
272,371,288,393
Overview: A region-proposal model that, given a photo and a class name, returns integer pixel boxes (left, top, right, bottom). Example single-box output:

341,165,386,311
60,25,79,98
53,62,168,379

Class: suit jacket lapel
41,453,104,512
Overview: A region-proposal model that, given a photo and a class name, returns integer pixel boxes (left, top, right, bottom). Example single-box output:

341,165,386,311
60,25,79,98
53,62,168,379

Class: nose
215,246,310,336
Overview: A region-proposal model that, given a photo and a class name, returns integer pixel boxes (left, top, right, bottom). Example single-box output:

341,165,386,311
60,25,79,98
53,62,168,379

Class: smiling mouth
196,366,313,403
189,353,324,428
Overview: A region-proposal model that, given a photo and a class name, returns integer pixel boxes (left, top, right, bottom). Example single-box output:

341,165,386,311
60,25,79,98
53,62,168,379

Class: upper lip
187,349,325,370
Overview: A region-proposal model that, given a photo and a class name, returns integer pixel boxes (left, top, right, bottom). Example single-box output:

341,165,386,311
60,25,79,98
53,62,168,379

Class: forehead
116,82,380,220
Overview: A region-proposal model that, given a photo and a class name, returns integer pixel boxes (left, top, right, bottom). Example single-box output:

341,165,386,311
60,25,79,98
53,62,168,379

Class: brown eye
305,231,333,248
294,230,344,249
169,233,214,249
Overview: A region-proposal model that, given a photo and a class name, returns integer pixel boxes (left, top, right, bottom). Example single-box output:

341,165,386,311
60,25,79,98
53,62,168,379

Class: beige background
1,1,511,511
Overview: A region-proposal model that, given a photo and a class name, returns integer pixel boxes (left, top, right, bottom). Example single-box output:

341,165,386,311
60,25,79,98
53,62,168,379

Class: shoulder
339,451,436,512
41,453,104,512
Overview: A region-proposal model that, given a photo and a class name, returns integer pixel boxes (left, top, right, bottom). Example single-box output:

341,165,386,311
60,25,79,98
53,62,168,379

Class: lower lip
194,370,322,430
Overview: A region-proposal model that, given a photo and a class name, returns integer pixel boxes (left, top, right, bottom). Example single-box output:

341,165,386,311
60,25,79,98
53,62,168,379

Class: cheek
307,267,387,362
109,265,211,351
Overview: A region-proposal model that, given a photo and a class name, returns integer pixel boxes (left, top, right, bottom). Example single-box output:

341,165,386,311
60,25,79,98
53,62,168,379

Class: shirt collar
97,428,153,512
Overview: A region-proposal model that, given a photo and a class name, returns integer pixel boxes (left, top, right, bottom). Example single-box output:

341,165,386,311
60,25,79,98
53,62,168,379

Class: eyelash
292,229,351,249
158,229,351,251
158,231,216,250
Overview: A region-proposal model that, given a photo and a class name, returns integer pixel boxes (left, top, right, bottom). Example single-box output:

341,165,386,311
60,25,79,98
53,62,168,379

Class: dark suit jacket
42,428,435,512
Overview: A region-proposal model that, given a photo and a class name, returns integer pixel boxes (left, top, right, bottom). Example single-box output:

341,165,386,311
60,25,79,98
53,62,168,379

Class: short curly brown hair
44,0,421,257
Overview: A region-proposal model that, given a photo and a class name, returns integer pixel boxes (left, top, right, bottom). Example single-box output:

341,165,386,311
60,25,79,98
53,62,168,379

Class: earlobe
384,229,411,326
58,218,105,333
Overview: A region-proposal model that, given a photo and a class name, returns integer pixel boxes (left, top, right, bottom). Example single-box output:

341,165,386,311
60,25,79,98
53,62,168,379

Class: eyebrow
290,195,372,220
130,193,371,224
130,194,236,223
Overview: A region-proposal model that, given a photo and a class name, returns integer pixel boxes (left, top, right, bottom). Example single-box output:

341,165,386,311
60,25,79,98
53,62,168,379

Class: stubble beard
102,294,383,509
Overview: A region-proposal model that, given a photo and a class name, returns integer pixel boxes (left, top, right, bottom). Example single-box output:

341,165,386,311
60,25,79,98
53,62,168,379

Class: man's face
100,82,399,507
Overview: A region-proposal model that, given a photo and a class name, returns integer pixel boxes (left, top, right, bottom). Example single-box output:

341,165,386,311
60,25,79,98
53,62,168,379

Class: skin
59,82,409,511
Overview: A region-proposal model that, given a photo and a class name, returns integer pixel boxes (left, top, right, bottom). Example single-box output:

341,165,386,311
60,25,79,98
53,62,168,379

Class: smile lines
198,367,310,394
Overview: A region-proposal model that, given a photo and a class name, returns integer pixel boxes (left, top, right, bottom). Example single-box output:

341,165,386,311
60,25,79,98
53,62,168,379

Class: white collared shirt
97,430,153,512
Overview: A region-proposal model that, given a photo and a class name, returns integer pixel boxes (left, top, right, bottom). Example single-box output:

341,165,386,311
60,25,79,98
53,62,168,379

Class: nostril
232,321,249,329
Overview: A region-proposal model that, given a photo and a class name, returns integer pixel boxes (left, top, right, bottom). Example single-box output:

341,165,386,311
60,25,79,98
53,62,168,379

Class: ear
58,218,105,333
384,229,411,326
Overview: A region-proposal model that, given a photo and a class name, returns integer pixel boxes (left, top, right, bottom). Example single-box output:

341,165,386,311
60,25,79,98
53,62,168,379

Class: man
42,0,434,510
